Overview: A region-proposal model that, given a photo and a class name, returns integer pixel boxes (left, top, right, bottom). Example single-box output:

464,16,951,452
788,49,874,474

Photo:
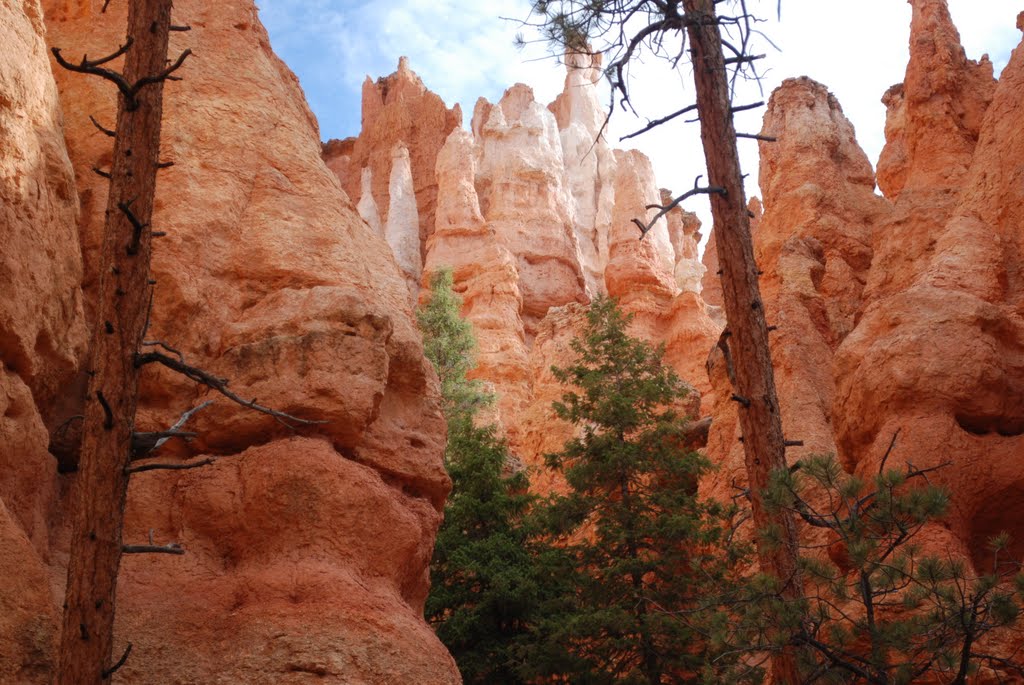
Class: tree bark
681,0,804,681
56,1,174,681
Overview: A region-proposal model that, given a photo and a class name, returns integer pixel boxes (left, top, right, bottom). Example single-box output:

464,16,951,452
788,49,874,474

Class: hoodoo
1,0,1023,681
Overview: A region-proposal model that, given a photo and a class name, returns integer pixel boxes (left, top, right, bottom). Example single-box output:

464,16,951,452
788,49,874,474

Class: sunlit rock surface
36,0,458,681
4,0,1024,681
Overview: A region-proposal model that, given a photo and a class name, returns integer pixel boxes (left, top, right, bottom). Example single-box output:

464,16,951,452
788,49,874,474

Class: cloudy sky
257,0,1020,233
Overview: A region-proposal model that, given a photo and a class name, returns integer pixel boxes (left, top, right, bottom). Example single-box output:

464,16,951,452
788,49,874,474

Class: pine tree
529,2,807,676
53,2,184,680
761,454,1024,684
533,297,726,684
420,270,551,684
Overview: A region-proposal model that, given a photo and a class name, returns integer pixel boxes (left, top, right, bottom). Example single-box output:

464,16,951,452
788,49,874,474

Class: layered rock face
0,3,86,680
1,0,458,682
323,56,462,299
699,0,1024,590
331,55,721,478
5,0,1024,680
834,4,1024,570
703,77,891,502
867,0,996,302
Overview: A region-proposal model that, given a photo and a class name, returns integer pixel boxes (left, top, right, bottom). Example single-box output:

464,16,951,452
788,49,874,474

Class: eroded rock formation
322,56,462,260
0,2,85,680
330,54,721,479
423,127,530,435
697,1,1024,597
4,0,1024,680
2,0,458,682
473,83,590,336
703,76,891,502
868,0,996,301
834,3,1024,572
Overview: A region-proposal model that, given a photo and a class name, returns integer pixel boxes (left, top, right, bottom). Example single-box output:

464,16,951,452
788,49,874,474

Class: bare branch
135,351,325,428
95,391,114,430
122,542,184,555
724,53,765,65
730,393,751,408
730,100,764,114
130,400,213,460
620,103,698,141
129,49,192,101
118,200,149,255
81,38,134,68
102,643,132,678
50,44,133,98
89,115,116,137
152,400,213,450
877,428,900,474
130,430,197,456
141,339,184,362
126,458,215,474
634,175,726,239
736,132,776,142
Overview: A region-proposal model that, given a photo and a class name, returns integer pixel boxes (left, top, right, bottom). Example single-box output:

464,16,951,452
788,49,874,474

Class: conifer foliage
532,297,725,684
765,455,1024,684
420,289,1024,683
419,270,545,684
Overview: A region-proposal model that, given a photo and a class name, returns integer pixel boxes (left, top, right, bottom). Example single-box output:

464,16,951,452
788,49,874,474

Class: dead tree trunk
681,0,804,681
56,1,176,681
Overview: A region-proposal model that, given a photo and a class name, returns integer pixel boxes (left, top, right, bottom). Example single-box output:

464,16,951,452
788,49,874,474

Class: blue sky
256,0,558,142
257,0,1021,231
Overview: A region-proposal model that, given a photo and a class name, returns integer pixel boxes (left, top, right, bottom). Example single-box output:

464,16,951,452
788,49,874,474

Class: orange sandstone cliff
2,0,1024,681
329,53,720,481
328,0,1024,591
2,0,458,682
834,1,1024,570
0,2,87,681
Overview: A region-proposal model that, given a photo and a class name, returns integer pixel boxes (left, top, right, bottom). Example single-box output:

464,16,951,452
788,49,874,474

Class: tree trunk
57,1,174,681
681,0,804,681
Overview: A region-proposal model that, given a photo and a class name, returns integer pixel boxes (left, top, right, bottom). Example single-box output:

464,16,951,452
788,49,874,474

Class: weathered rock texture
6,0,1024,680
0,2,86,681
867,0,996,302
323,56,462,261
0,0,459,682
703,77,891,502
423,127,531,434
834,2,1024,575
473,82,590,336
386,143,423,301
332,55,720,479
670,13,1024,644
698,2,1024,616
548,52,617,296
701,196,759,317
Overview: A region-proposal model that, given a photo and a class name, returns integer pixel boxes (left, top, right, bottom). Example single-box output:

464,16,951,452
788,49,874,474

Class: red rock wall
0,0,460,682
338,58,721,479
700,1,1024,588
834,6,1024,570
322,57,461,262
5,0,1024,679
0,1,86,680
702,76,891,503
868,0,996,302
